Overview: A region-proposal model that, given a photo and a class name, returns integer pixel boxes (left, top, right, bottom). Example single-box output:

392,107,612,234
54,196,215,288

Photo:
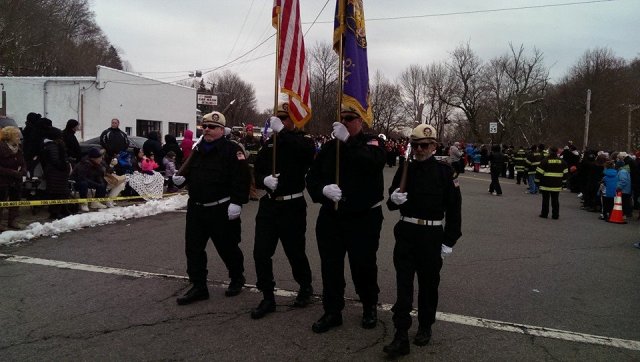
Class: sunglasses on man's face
342,115,360,122
410,142,435,150
202,124,220,130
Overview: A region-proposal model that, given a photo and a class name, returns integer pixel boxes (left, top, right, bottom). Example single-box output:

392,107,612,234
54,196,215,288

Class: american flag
272,0,312,128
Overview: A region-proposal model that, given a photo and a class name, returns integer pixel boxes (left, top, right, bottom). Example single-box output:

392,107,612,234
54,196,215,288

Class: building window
125,127,132,136
136,119,161,137
168,122,189,137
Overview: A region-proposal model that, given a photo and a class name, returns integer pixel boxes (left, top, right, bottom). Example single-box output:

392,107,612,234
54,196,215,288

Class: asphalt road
1,166,639,361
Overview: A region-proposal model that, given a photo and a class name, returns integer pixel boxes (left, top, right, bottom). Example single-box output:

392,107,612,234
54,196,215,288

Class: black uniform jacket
387,156,462,247
254,128,315,198
183,137,250,206
306,131,386,214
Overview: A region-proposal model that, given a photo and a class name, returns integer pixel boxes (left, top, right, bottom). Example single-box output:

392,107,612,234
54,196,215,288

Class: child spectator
600,160,617,220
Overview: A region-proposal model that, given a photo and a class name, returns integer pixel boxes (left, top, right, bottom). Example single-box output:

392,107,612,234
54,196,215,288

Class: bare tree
307,41,338,134
424,62,456,141
398,64,427,125
483,44,549,145
370,71,404,135
444,42,486,143
207,71,259,127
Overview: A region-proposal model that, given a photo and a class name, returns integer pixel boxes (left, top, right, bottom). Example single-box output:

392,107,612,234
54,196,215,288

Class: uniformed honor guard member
172,111,251,305
383,124,462,357
305,105,386,333
250,102,316,319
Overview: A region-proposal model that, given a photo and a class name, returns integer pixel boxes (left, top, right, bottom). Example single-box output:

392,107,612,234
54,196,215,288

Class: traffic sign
489,122,498,134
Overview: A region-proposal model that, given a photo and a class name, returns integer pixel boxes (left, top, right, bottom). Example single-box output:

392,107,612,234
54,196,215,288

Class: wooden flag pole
334,0,345,210
272,11,281,177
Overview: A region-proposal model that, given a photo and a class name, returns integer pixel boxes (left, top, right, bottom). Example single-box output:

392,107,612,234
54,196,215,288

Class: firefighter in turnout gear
383,124,462,357
525,144,545,194
536,146,568,219
514,145,528,185
250,102,316,319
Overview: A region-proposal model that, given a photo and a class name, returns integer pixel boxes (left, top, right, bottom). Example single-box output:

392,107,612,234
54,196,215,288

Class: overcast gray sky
91,0,639,111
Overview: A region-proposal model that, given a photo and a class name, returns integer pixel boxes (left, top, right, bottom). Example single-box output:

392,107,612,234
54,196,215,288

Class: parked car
79,135,147,158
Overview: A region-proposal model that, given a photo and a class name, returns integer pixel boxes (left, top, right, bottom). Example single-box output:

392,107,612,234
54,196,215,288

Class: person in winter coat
600,160,618,221
180,129,195,160
162,134,183,167
0,126,27,230
41,127,72,219
62,119,81,165
71,147,108,211
143,131,164,171
488,144,505,195
100,118,129,160
616,159,632,218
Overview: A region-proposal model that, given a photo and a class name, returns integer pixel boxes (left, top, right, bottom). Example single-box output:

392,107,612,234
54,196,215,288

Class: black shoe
291,285,313,308
414,326,432,346
251,298,276,319
311,313,343,333
539,214,547,218
177,285,209,305
383,332,410,357
361,304,377,329
552,215,559,220
225,277,245,297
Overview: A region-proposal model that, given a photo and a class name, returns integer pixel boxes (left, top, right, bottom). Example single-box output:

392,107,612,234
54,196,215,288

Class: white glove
263,175,278,191
110,158,118,167
228,203,241,220
332,122,349,142
224,127,231,136
172,175,186,186
441,245,453,258
270,116,284,133
322,184,342,202
390,188,408,205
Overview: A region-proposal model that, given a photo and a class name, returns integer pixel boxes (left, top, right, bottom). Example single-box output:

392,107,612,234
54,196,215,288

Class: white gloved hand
110,158,118,167
270,116,284,133
224,127,231,136
228,203,241,220
172,175,186,186
332,122,349,142
441,245,453,258
390,188,408,205
263,175,278,191
322,184,342,202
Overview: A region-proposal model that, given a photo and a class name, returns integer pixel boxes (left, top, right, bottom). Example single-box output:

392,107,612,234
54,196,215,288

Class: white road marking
2,252,639,351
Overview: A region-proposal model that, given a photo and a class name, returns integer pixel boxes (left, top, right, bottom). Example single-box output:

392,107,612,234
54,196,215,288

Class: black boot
383,330,410,357
225,276,245,297
251,297,276,319
361,304,377,329
414,325,432,346
311,313,343,333
291,285,313,308
177,284,209,305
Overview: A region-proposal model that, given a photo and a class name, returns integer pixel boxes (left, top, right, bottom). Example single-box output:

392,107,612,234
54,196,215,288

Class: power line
305,0,617,24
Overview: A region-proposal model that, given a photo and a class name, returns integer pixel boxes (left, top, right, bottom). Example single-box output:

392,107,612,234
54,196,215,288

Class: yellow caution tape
0,192,185,208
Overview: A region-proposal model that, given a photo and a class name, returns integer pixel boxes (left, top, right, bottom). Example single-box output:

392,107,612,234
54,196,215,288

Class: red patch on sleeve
367,139,379,146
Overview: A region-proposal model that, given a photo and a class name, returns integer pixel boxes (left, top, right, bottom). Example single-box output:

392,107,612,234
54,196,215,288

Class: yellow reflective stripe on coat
539,186,563,192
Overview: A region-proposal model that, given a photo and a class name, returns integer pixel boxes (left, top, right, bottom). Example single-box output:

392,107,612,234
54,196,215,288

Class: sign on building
489,122,498,134
197,94,218,106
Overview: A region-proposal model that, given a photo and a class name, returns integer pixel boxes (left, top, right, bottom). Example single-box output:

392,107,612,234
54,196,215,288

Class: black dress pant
540,190,560,218
489,167,502,194
185,201,244,286
315,205,383,313
391,221,443,331
254,196,312,293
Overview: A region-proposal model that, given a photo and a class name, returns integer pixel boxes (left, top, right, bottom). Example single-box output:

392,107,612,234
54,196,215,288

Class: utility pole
628,104,640,151
583,89,591,150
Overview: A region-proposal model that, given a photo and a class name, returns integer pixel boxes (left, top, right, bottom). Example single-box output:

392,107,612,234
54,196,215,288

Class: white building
0,66,196,141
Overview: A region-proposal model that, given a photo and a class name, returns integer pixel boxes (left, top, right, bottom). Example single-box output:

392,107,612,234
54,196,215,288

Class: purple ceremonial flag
333,0,372,125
